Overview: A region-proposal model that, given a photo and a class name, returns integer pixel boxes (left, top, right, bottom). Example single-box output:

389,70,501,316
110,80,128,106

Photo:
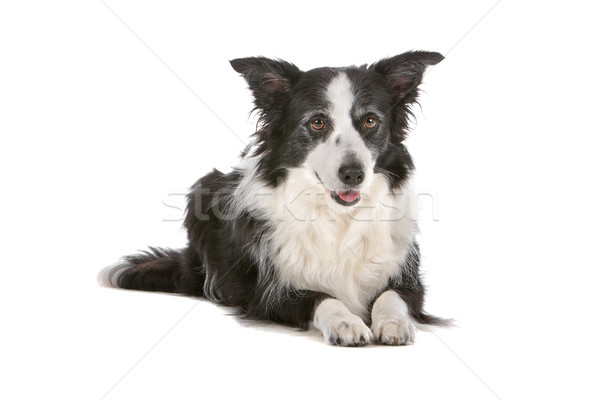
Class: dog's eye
311,119,325,131
364,117,377,129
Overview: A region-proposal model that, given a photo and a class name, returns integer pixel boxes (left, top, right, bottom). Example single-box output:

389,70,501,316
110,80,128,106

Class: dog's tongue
338,190,360,203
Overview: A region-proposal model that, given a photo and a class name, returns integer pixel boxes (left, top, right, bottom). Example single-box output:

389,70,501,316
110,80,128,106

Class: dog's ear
370,51,443,104
230,57,301,111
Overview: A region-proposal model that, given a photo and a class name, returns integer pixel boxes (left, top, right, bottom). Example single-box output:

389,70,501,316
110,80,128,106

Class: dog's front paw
371,290,417,345
326,318,373,347
313,298,372,347
371,318,416,345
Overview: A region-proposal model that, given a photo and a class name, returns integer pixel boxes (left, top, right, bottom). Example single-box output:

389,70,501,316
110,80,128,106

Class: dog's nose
338,164,365,186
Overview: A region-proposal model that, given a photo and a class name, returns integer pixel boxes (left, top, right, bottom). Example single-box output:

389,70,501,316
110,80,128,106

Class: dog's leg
371,290,416,345
248,288,370,346
312,298,373,346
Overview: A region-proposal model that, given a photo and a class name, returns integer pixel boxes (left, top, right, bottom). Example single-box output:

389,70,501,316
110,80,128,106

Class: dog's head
231,51,442,206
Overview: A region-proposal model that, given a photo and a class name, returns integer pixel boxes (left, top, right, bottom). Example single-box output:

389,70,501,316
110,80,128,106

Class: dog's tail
98,247,203,296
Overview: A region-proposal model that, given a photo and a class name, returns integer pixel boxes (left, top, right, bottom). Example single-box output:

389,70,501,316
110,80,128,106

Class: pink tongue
338,190,360,202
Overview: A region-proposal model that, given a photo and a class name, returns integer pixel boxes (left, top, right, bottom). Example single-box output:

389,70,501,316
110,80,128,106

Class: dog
100,51,447,346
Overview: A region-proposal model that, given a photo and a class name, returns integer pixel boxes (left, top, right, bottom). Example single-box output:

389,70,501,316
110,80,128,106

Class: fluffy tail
98,247,202,295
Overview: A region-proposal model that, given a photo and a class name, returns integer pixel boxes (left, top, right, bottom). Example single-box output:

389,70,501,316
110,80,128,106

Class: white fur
97,262,130,288
305,72,375,193
371,290,416,345
312,298,372,346
230,156,418,320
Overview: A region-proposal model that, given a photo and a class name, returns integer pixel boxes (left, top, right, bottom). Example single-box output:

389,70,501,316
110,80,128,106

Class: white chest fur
234,165,418,319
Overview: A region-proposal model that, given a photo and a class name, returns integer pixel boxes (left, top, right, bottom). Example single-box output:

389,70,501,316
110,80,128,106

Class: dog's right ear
230,57,301,111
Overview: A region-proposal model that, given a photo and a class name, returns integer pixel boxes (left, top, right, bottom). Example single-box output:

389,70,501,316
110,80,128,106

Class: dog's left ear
370,51,443,104
230,57,301,111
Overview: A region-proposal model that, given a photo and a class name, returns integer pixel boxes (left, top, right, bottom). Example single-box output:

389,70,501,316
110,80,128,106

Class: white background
1,1,599,399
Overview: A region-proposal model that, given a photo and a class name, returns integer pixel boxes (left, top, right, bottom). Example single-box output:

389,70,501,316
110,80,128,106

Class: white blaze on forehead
304,71,375,193
326,73,358,146
327,73,354,124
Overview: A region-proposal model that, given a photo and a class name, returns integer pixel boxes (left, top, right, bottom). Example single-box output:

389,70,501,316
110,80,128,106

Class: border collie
100,51,447,346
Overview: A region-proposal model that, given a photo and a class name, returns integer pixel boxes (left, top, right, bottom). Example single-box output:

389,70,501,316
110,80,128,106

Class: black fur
384,244,449,326
103,51,447,341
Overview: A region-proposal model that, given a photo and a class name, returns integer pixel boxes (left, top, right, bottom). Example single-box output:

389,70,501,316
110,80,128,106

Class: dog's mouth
314,172,361,207
331,190,361,207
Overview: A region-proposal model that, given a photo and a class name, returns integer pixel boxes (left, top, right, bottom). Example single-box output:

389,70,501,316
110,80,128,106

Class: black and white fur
100,51,447,346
